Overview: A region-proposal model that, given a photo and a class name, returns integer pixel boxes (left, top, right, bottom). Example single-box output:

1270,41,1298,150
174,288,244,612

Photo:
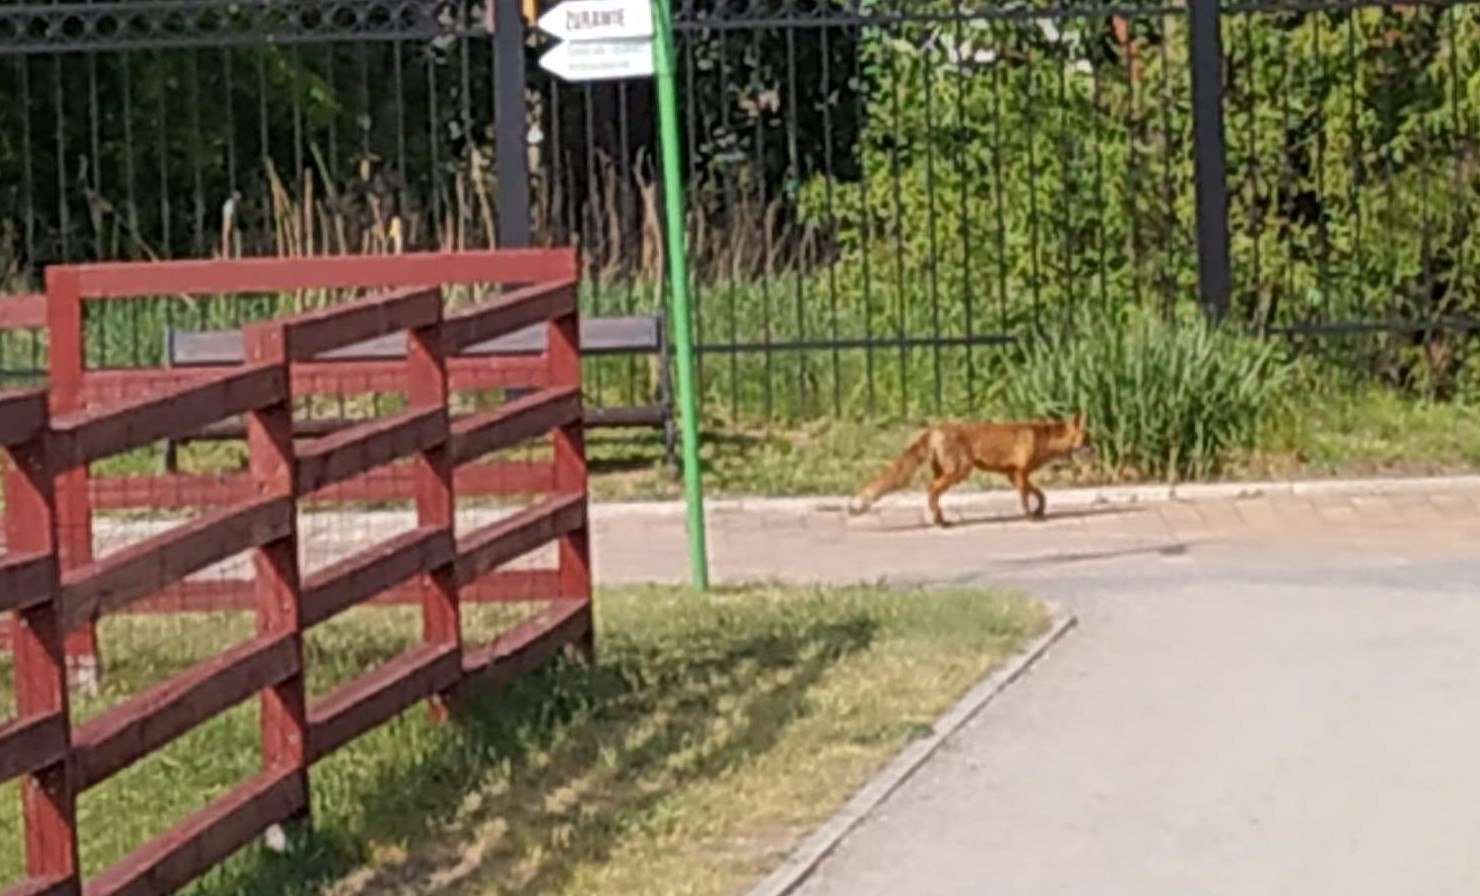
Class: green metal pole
651,0,710,591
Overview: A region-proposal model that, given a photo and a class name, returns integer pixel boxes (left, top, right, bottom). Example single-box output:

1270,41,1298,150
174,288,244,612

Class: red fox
848,414,1095,526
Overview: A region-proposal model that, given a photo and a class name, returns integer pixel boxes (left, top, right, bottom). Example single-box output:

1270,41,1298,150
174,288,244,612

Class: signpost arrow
536,0,653,42
537,37,655,82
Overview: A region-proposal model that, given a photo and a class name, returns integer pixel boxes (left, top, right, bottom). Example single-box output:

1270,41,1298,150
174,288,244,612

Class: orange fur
849,414,1095,526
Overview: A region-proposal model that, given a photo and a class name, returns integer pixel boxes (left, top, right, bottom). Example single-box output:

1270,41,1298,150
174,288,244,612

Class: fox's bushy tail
848,430,933,514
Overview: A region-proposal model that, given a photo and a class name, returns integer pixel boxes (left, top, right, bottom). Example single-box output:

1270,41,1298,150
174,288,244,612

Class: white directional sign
537,0,653,42
539,37,655,82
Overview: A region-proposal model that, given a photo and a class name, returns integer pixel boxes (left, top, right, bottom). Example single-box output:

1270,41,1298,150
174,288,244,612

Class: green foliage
795,4,1480,402
1000,306,1294,480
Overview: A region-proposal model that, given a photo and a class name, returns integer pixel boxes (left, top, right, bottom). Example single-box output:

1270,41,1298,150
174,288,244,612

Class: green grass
577,387,1480,501
0,584,1047,896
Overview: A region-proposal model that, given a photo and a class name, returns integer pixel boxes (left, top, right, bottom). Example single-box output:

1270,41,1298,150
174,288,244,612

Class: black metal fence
5,0,1480,424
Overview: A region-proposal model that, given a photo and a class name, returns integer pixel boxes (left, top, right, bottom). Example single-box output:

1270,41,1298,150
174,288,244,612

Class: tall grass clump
1001,306,1294,480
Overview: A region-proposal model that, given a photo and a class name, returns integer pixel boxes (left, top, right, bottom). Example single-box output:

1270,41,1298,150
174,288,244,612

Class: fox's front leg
1012,470,1047,520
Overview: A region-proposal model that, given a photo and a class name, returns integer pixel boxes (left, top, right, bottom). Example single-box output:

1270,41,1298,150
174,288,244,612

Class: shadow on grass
190,614,877,896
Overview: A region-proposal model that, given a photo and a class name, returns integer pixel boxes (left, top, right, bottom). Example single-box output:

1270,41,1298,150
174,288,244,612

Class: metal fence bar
1189,0,1231,321
5,0,1480,421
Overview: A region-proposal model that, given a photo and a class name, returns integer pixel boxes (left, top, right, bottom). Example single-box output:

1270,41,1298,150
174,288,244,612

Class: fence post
1188,0,1232,322
548,289,593,661
242,323,309,820
4,397,80,889
407,297,461,716
494,0,532,248
44,267,101,690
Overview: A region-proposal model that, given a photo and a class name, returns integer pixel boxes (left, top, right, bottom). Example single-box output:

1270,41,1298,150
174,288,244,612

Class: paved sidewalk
591,482,1480,896
592,484,1480,585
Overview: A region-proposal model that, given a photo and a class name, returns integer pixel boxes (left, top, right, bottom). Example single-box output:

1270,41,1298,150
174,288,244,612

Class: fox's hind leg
927,457,971,527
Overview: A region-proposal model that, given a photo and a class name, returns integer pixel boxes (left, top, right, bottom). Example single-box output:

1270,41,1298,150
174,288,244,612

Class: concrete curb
742,607,1080,896
593,473,1480,521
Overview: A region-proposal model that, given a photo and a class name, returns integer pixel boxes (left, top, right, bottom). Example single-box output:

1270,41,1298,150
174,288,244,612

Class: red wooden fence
0,251,592,896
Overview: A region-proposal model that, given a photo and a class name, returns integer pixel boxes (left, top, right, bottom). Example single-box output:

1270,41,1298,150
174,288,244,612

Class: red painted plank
88,474,247,510
115,569,562,615
63,250,577,299
454,494,586,588
6,308,83,883
82,767,306,896
0,551,57,614
0,713,69,785
81,357,548,405
442,280,578,356
89,461,556,510
0,390,47,448
49,365,286,469
449,385,581,466
547,311,592,632
462,599,591,683
305,643,460,763
0,293,47,331
72,634,299,790
301,526,456,628
294,407,449,496
265,287,441,363
0,875,77,896
59,496,294,632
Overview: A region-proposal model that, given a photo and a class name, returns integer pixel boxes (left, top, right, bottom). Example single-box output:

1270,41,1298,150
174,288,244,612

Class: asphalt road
779,494,1480,896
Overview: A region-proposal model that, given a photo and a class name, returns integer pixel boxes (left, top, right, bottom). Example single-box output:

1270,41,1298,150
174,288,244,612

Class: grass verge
0,584,1048,896
581,390,1480,501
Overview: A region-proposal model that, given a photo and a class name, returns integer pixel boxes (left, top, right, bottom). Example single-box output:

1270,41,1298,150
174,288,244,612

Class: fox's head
1066,412,1096,463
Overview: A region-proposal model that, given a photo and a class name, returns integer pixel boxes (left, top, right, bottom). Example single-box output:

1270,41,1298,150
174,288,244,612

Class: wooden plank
88,474,251,510
548,310,592,644
294,407,448,495
583,405,665,428
0,875,77,896
89,461,556,510
170,330,405,365
306,644,460,763
167,314,660,365
450,385,580,465
442,280,578,356
0,551,57,614
50,366,286,469
117,570,562,615
0,389,47,447
148,417,351,443
268,287,440,363
301,526,456,628
0,713,68,784
7,285,82,885
0,293,47,331
82,767,305,896
82,357,548,404
327,404,651,447
462,599,590,683
455,494,586,588
59,497,294,632
64,250,577,299
240,353,307,799
72,635,299,790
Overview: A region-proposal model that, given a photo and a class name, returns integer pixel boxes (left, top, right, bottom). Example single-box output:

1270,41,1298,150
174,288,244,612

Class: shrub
1000,306,1293,480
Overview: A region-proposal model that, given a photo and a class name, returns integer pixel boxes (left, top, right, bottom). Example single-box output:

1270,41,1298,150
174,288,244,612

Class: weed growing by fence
1001,306,1294,480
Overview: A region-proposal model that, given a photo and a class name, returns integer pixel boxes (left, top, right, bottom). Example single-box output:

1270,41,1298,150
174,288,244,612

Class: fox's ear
1073,411,1085,430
